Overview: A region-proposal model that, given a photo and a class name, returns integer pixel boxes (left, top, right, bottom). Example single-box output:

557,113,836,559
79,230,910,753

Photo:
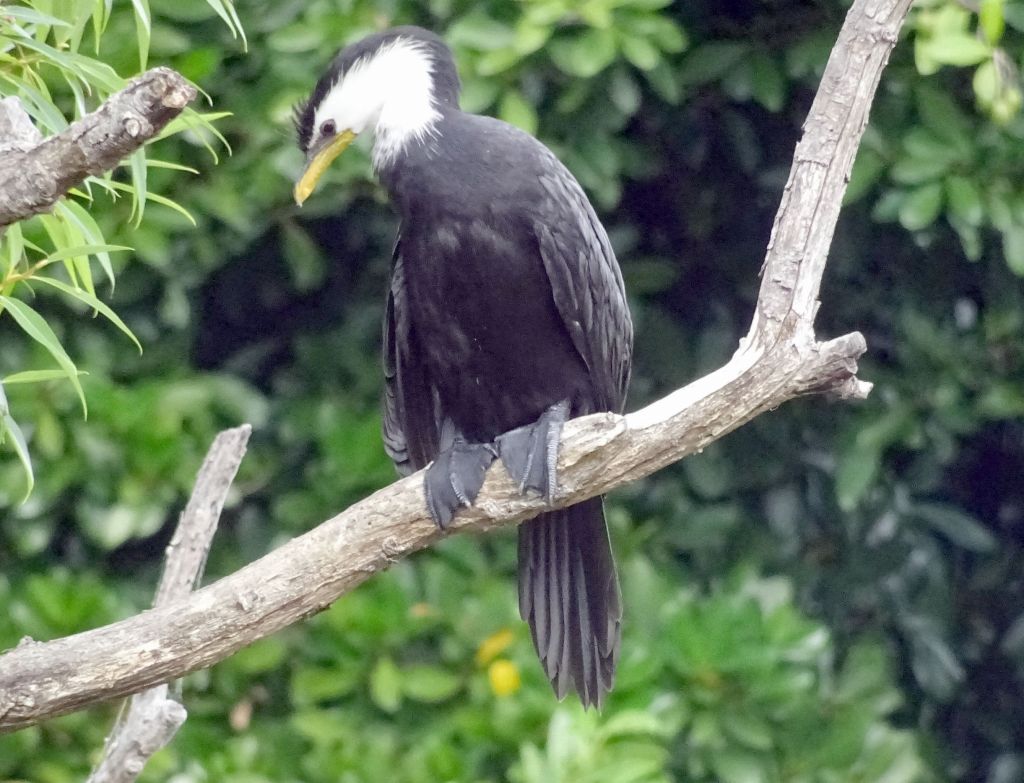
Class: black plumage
296,26,633,707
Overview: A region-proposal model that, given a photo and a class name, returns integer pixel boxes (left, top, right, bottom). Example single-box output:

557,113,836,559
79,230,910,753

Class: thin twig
86,425,251,783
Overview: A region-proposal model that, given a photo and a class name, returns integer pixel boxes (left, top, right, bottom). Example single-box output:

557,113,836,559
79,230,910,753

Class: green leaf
749,52,786,112
154,111,233,145
889,154,951,185
80,502,165,549
619,34,661,71
448,11,515,51
281,222,326,292
677,41,747,86
980,0,1006,43
845,148,886,204
56,201,118,289
458,78,500,114
977,382,1024,418
945,175,984,226
1002,223,1024,275
925,33,991,66
911,502,997,552
648,17,687,53
232,637,287,674
609,69,641,116
0,382,33,501
203,0,247,48
550,29,617,78
950,215,983,261
369,656,402,713
131,0,151,70
0,296,86,415
836,409,913,510
1,7,72,27
129,148,148,225
898,182,944,231
31,276,142,353
723,712,773,751
0,76,67,134
973,59,999,107
292,664,361,703
146,159,199,174
711,749,768,783
3,221,24,272
599,710,672,740
147,192,197,225
907,621,964,701
902,126,963,166
513,22,551,56
401,665,461,703
2,369,87,385
42,243,131,263
499,89,538,135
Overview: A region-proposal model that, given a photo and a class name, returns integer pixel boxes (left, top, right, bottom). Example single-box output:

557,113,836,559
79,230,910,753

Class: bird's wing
383,238,439,474
533,166,633,411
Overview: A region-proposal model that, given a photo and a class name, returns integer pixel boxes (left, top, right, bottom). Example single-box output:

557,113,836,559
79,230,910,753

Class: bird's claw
425,440,497,529
496,400,569,504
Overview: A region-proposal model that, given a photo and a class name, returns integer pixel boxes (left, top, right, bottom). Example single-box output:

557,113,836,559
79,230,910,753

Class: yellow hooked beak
294,129,358,206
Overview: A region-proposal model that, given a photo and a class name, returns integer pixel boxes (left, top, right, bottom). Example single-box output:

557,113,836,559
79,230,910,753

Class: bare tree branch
86,425,251,783
0,0,912,733
0,98,44,153
0,67,196,228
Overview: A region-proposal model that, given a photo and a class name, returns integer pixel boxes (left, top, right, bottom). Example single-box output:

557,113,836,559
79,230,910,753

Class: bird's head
293,26,460,205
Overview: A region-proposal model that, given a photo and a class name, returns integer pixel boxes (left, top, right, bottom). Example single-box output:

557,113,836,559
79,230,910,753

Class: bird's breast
400,216,590,441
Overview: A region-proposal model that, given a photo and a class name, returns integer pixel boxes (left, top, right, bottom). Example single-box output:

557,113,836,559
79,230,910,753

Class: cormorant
294,26,633,708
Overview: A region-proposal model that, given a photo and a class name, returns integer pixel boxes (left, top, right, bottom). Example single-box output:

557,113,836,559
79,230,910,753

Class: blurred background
2,0,1023,780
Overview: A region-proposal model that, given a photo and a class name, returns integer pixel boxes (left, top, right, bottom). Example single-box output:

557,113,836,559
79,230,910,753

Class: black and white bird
294,26,633,708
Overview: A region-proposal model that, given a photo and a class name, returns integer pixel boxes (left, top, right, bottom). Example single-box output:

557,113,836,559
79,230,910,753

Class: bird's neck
375,109,465,209
371,88,446,172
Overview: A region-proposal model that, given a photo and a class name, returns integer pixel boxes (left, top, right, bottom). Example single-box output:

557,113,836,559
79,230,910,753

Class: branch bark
86,426,251,783
0,67,196,228
0,0,912,733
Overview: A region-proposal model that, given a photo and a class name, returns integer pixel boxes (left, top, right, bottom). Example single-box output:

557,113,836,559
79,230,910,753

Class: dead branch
86,426,251,783
0,67,196,228
0,0,913,733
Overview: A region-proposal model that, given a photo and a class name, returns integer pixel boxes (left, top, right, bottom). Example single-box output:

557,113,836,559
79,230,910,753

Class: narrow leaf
0,296,86,415
3,369,87,385
147,159,199,174
145,192,197,225
3,222,24,274
56,200,118,288
130,0,151,70
2,7,72,27
129,148,148,225
33,276,142,353
43,243,131,263
1,407,34,501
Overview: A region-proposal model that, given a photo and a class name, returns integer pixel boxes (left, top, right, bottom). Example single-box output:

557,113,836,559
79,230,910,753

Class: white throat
314,38,441,170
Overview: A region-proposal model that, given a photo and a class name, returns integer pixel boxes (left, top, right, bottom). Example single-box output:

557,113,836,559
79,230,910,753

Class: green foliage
851,0,1024,276
0,551,932,782
2,0,1024,780
0,0,238,492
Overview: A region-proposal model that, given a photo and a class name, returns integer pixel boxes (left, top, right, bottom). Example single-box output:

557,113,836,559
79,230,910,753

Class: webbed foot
425,439,497,529
496,400,570,503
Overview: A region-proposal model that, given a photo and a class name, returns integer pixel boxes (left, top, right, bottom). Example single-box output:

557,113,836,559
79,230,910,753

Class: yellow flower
409,602,434,619
488,658,521,697
475,627,515,666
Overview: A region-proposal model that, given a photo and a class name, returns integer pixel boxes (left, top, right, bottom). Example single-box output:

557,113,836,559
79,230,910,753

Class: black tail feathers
517,497,622,708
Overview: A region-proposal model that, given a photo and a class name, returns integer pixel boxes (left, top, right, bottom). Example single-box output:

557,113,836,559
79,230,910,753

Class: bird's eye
320,120,337,137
